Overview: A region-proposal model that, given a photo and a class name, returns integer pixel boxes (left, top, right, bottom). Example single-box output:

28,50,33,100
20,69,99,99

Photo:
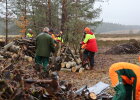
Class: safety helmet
84,27,91,33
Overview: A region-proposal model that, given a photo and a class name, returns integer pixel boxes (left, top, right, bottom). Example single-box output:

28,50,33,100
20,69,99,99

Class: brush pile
105,39,140,54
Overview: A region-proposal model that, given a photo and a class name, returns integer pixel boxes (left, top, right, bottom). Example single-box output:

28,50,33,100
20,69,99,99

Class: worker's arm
82,34,95,44
83,34,89,44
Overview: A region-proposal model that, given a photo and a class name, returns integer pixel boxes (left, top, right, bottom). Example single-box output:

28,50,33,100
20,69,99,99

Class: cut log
61,62,67,68
24,55,33,62
71,65,81,72
66,62,77,69
66,62,71,69
71,61,76,66
79,68,84,73
71,67,76,72
3,42,15,52
0,55,4,60
9,45,20,53
77,58,82,64
67,48,79,65
11,53,18,59
89,92,97,100
61,68,71,72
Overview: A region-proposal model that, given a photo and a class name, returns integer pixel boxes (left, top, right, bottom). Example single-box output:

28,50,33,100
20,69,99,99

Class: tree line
95,22,140,33
0,0,102,45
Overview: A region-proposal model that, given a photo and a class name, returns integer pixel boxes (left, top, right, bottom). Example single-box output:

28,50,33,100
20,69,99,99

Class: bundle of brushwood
59,46,85,73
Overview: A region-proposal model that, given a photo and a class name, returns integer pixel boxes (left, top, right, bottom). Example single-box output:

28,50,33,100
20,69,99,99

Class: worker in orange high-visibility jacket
109,62,140,100
81,27,98,70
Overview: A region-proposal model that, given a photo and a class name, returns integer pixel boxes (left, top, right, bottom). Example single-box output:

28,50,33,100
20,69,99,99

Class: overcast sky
96,0,140,25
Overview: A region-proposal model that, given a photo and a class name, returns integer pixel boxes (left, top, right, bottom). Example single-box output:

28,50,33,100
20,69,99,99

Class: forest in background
95,22,140,33
0,0,102,45
1,20,140,35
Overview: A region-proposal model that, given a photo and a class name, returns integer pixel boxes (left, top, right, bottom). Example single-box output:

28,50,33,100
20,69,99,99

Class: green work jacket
36,32,55,57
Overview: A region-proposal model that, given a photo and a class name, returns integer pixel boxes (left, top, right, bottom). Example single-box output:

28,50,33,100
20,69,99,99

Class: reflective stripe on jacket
26,33,33,38
82,32,98,52
57,37,64,43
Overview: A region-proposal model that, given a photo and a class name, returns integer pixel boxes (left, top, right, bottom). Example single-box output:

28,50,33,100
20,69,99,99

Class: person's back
35,28,55,72
81,27,98,70
36,32,54,57
82,28,98,52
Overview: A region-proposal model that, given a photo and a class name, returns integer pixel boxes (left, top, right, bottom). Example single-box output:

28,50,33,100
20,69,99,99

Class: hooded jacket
109,62,140,100
82,30,98,52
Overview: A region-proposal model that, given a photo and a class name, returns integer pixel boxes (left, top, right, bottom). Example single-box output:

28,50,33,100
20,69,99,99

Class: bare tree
5,0,8,44
61,0,68,32
48,0,52,27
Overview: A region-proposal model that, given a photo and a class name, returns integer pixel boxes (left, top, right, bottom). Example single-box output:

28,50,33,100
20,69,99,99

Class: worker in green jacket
35,27,55,72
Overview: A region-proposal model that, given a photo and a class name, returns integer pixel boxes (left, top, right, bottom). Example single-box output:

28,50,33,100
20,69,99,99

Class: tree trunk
5,0,8,44
24,0,27,37
61,0,67,32
31,0,37,34
48,0,52,27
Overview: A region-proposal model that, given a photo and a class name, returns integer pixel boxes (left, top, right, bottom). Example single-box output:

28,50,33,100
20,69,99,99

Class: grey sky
96,0,140,25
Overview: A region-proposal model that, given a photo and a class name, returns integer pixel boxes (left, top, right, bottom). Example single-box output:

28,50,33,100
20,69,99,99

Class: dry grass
96,33,140,38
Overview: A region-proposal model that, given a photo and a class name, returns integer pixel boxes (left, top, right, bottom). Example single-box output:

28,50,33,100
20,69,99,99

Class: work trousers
35,56,49,72
83,49,95,67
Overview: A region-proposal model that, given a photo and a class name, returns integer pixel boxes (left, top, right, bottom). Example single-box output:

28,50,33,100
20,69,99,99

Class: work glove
80,42,83,45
